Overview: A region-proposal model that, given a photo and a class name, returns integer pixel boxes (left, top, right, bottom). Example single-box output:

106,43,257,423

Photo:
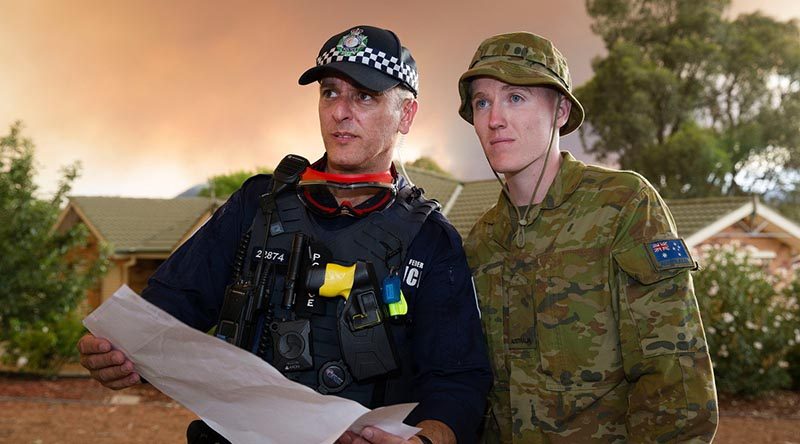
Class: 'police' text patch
646,238,693,271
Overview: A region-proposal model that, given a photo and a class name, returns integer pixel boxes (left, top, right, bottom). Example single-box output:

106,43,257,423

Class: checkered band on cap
316,45,419,93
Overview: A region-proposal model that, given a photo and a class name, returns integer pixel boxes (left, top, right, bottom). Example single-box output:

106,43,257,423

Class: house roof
64,196,219,254
414,168,782,245
443,180,502,236
61,173,800,256
61,167,465,256
400,164,460,207
665,197,753,239
414,168,797,249
402,165,501,235
671,196,800,250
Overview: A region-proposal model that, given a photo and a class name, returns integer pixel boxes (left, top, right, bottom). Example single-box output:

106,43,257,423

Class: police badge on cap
298,25,419,97
338,28,368,56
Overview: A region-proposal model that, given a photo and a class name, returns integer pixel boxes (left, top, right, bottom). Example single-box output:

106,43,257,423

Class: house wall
55,203,192,311
55,208,81,235
96,257,166,308
55,208,109,310
56,217,105,310
81,236,103,310
100,258,128,307
128,259,163,294
698,224,796,273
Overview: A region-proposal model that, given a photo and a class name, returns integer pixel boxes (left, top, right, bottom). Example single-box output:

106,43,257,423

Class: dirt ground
1,374,799,443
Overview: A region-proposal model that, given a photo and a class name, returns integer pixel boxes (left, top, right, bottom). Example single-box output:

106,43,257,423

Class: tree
0,122,107,370
577,0,800,199
767,186,800,223
199,167,272,198
408,156,452,177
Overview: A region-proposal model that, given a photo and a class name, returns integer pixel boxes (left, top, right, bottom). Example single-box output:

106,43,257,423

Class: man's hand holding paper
82,285,418,444
77,333,141,390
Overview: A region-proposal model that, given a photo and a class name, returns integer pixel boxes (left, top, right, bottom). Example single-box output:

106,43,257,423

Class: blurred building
54,196,220,308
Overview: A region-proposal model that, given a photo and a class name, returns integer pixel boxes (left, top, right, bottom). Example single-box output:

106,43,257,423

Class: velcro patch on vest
403,258,424,288
252,247,289,265
646,238,693,271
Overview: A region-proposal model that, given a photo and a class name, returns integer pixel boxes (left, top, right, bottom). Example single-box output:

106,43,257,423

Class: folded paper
83,285,419,444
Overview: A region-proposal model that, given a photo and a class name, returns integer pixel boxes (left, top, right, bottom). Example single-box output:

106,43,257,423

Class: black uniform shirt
142,174,492,443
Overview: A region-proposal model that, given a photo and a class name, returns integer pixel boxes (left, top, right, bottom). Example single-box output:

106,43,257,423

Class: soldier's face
318,77,417,174
470,77,569,177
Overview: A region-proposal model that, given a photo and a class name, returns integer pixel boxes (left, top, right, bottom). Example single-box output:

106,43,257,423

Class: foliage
577,0,800,199
767,188,800,224
693,242,800,396
779,268,800,390
640,122,728,196
1,309,87,375
0,121,107,370
199,167,272,198
407,156,453,177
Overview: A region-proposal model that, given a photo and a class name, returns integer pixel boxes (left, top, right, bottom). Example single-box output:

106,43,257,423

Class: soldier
459,32,719,442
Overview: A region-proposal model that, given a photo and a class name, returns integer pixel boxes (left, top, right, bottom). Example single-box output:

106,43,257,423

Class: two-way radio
215,155,309,352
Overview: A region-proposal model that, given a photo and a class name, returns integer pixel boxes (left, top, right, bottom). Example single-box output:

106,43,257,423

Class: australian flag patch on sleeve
646,238,694,271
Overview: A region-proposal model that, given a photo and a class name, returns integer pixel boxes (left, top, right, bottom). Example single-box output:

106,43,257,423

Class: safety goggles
297,168,397,218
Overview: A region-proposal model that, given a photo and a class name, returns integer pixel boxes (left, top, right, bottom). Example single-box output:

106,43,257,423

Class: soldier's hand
77,333,140,390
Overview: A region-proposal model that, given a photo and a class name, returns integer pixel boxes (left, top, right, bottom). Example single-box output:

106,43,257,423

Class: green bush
0,122,108,374
694,242,800,396
783,271,800,390
1,309,87,376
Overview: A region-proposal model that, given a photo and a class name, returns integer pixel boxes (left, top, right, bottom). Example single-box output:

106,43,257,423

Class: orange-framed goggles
297,168,397,218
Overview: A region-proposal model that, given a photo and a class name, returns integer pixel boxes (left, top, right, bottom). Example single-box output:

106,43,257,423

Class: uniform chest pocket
504,256,537,351
532,248,622,390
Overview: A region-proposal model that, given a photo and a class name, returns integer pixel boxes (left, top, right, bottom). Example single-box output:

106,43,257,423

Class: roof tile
70,196,218,253
665,197,752,237
68,183,761,252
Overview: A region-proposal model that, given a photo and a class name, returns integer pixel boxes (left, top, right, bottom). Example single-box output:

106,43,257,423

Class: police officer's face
470,77,570,178
318,77,417,174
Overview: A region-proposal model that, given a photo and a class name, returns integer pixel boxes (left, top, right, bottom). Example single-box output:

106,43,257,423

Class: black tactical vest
228,178,438,407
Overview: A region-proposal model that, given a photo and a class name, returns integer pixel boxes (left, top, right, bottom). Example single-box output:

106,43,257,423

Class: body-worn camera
269,319,313,372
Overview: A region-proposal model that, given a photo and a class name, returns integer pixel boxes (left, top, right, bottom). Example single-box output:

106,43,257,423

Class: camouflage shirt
465,152,718,443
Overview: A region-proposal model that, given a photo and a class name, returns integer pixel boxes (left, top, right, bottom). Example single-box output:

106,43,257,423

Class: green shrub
781,270,800,390
0,122,108,375
1,309,87,376
693,242,800,396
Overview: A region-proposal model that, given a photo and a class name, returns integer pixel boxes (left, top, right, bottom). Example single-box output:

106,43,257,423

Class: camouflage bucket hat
458,32,585,135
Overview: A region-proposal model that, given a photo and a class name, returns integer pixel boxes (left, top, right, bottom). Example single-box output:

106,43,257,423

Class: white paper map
83,285,419,444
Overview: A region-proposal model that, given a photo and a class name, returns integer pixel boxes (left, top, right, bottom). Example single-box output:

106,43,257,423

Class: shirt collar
482,151,585,247
304,154,404,216
542,151,584,209
310,154,401,181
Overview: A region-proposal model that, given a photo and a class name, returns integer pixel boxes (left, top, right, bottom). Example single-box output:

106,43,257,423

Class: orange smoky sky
1,0,798,198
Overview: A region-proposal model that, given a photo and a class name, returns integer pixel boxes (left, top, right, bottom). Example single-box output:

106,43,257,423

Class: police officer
78,25,491,444
460,32,718,442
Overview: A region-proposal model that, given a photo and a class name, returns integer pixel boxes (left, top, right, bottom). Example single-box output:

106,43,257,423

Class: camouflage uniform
460,32,718,443
465,153,718,443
